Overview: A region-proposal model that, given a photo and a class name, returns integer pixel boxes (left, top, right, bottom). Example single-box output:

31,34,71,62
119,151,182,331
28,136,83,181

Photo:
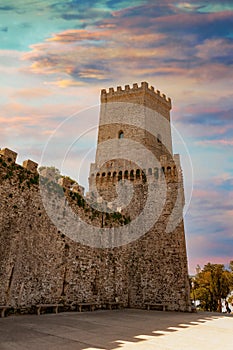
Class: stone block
0,148,17,163
23,159,38,173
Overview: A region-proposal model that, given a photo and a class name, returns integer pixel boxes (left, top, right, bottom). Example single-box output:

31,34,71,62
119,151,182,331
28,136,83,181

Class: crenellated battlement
0,147,87,198
0,147,38,172
101,81,171,109
0,147,18,164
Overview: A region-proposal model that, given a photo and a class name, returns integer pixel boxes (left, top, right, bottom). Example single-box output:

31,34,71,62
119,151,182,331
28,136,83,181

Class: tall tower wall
95,82,173,167
88,81,190,311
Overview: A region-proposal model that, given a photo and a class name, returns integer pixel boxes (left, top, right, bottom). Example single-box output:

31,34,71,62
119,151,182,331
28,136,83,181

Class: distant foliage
191,262,233,312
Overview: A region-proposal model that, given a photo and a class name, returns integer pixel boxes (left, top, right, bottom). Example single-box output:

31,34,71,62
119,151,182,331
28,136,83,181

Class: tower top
101,81,171,110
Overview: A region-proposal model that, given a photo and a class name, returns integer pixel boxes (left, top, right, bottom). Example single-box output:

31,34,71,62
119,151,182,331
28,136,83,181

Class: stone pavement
0,309,232,350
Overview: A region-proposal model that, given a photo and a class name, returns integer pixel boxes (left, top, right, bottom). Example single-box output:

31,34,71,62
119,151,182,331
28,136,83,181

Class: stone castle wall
0,148,190,311
0,82,191,312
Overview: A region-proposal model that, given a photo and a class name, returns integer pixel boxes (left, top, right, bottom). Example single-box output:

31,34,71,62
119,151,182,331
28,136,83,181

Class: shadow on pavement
0,308,229,350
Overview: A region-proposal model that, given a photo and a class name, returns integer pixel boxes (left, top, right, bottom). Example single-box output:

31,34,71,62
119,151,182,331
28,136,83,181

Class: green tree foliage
191,263,233,312
229,260,233,272
228,294,233,305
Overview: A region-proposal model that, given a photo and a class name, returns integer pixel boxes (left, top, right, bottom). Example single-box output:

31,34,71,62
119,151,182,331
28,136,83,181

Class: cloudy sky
0,0,232,273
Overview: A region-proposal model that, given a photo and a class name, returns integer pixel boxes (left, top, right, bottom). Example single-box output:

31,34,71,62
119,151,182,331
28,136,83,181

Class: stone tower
88,81,191,311
89,81,174,202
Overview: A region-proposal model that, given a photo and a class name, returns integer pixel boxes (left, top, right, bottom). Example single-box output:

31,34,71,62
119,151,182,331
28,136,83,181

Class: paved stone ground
0,309,232,350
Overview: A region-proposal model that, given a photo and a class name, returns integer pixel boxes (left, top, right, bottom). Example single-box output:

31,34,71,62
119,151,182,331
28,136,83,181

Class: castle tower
89,81,178,206
88,82,190,311
90,81,172,176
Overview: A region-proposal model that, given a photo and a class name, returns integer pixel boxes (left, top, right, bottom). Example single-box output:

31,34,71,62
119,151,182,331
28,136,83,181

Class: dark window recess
119,131,124,139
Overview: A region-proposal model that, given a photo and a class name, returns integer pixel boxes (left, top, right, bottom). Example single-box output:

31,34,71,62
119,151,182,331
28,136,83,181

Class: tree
228,294,233,305
229,260,233,273
192,263,233,312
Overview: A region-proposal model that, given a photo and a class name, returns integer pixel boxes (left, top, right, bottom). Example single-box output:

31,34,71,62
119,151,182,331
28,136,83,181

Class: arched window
136,169,140,179
119,131,124,139
142,171,146,182
124,170,128,179
148,168,152,175
157,133,162,144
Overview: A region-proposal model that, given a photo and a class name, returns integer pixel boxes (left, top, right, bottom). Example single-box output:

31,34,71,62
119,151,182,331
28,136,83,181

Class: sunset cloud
186,176,233,273
44,79,86,88
197,139,233,147
12,87,53,99
20,3,232,93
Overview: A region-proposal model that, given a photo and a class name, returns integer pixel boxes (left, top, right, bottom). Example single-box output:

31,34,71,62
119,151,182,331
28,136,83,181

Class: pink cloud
175,121,229,138
192,188,218,199
196,38,233,60
20,19,232,111
109,5,233,31
146,9,233,27
187,227,233,274
44,79,86,88
188,255,232,275
178,104,226,115
12,87,53,99
188,63,233,82
21,26,181,83
197,139,233,146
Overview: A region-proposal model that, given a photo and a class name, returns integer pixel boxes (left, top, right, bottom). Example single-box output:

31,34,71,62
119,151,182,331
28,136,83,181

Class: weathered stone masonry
0,82,191,312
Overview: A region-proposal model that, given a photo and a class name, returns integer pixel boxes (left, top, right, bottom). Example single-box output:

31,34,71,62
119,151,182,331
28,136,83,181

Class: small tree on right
194,263,233,312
